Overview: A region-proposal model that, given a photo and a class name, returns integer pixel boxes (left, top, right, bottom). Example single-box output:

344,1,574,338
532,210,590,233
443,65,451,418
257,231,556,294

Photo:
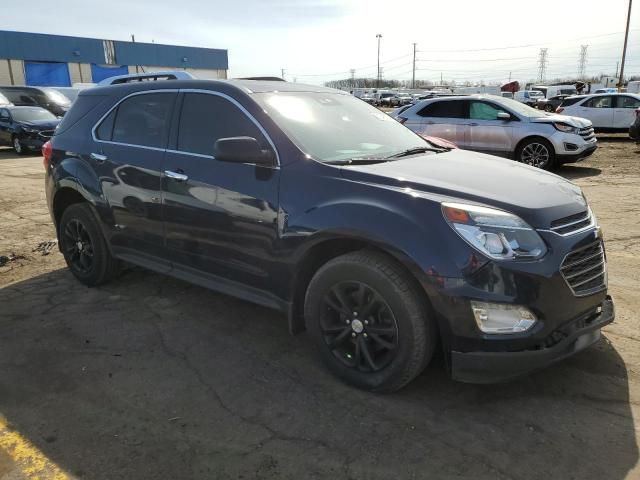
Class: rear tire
59,203,120,286
544,104,555,112
304,250,436,392
516,137,555,170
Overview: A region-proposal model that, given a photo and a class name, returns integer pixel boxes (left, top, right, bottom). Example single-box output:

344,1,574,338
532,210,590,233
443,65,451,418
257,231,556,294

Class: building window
103,40,116,65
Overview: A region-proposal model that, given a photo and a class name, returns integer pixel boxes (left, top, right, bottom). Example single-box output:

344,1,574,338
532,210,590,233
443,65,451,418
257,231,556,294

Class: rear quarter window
55,94,110,135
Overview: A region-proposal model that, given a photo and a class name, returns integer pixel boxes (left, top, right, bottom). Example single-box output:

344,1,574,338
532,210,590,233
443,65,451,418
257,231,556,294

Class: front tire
305,250,436,392
59,203,120,286
516,137,555,170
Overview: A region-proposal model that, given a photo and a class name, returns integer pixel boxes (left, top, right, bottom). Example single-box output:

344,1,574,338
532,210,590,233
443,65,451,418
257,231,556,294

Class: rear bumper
450,296,614,383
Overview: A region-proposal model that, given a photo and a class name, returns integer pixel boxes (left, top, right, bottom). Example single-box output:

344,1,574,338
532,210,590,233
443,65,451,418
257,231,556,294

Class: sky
1,0,638,85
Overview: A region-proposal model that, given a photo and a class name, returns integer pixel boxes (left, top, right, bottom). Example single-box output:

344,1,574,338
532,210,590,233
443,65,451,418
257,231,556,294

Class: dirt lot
1,139,639,479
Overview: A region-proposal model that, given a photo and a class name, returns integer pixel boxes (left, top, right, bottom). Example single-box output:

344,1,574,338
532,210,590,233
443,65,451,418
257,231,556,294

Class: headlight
553,122,578,134
22,127,38,133
442,202,547,260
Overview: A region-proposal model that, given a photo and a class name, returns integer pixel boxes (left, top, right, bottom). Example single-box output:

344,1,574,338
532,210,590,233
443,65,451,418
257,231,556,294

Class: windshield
255,92,429,162
42,88,72,106
489,96,547,118
11,108,57,122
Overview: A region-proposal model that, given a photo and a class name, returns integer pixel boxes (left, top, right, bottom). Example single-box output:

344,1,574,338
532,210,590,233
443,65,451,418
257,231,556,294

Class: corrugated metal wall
0,31,228,70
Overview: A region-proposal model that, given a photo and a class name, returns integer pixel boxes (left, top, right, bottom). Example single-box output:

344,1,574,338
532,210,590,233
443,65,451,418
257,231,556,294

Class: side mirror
213,136,275,166
496,112,511,121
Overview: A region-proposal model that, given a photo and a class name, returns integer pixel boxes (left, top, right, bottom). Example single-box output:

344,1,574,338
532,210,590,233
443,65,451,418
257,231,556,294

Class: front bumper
556,143,598,164
451,296,614,383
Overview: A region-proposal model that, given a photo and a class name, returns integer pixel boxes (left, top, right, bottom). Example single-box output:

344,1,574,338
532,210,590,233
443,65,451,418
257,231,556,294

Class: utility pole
412,43,417,89
578,45,588,80
509,71,512,82
350,69,356,88
537,48,548,82
281,68,285,80
376,34,382,88
618,0,633,88
615,61,619,77
131,34,139,73
440,72,443,85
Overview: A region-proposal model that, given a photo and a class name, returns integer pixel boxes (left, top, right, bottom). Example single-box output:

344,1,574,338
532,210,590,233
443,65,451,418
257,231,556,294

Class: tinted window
10,108,56,122
616,96,640,108
418,100,467,118
584,96,613,108
96,108,116,140
559,97,583,107
177,93,267,156
469,101,507,120
110,93,175,148
0,88,47,107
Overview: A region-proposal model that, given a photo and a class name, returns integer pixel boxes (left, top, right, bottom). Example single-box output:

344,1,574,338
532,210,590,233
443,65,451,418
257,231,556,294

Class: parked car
593,88,617,94
376,92,396,106
45,75,613,392
0,106,60,154
48,87,82,103
396,95,597,169
537,94,572,112
630,107,640,143
390,93,413,107
514,90,545,106
500,92,514,99
0,86,71,117
360,94,375,105
557,93,640,132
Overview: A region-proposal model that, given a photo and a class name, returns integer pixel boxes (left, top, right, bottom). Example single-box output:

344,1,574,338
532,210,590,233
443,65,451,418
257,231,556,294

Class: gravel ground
0,138,639,479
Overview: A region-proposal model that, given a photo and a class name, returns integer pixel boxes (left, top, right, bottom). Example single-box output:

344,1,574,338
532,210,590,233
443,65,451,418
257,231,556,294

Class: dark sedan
630,107,640,143
0,106,60,154
537,94,572,112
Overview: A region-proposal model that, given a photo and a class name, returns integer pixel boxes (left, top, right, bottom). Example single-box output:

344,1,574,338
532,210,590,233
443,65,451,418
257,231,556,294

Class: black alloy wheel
320,281,399,372
62,218,95,274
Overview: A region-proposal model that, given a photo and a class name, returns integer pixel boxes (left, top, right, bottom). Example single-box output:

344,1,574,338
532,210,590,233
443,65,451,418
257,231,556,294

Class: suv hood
531,114,591,128
340,149,587,228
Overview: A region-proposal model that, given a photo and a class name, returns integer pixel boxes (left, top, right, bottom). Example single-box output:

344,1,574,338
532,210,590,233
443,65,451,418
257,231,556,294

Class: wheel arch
287,234,439,340
514,135,556,157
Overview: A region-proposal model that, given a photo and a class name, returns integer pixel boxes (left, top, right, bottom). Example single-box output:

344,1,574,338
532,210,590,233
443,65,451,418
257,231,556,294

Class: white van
532,85,577,98
514,90,545,106
627,81,640,94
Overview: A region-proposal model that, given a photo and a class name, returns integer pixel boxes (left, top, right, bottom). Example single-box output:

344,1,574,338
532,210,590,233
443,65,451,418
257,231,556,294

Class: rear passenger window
100,93,175,148
616,96,640,109
417,100,467,118
177,93,268,156
559,97,583,107
584,96,613,108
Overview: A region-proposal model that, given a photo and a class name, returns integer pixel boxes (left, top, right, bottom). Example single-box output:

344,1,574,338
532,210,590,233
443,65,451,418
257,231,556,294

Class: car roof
84,79,345,97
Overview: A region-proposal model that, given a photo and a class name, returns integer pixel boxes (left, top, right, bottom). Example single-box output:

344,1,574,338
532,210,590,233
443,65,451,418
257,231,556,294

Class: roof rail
97,71,196,86
236,76,285,82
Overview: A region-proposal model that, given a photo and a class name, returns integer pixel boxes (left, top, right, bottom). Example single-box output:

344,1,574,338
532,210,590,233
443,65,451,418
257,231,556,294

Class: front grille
38,130,54,139
550,210,593,235
561,241,606,296
579,126,595,141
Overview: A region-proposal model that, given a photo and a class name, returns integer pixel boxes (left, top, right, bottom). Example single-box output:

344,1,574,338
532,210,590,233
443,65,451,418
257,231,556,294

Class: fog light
471,301,537,334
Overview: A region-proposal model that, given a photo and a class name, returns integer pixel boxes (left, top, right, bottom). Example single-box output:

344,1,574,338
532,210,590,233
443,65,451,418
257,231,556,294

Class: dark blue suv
44,76,614,391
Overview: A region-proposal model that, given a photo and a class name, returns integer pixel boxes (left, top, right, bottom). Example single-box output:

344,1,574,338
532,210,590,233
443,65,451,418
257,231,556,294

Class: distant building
0,30,228,86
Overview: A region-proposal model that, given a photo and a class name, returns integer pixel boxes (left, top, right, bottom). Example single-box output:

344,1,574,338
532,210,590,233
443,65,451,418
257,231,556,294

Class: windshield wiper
324,157,391,166
386,146,446,158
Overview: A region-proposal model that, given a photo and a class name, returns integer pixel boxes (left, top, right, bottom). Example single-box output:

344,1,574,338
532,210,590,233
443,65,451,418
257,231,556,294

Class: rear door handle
164,170,189,182
90,152,107,163
469,122,479,127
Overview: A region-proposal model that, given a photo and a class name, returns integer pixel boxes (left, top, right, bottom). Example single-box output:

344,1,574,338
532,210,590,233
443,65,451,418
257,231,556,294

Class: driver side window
469,101,506,120
585,96,612,108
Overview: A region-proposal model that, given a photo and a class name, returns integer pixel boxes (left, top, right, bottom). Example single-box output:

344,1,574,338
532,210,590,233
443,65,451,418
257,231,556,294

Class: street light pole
376,34,382,88
412,43,416,89
618,0,633,88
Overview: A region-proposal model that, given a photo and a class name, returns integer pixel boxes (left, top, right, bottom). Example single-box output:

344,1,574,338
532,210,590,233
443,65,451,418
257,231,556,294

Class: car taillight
398,117,408,124
556,107,564,113
42,141,52,169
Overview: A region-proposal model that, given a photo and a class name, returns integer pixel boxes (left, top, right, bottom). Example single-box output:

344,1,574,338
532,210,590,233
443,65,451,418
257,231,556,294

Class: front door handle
164,170,189,182
90,152,107,163
469,122,479,127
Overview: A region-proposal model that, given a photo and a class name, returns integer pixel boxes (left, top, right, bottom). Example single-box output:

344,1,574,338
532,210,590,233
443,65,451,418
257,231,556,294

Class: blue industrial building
0,30,228,86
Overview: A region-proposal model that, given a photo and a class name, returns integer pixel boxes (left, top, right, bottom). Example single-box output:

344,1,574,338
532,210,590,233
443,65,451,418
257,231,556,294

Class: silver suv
393,95,597,169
